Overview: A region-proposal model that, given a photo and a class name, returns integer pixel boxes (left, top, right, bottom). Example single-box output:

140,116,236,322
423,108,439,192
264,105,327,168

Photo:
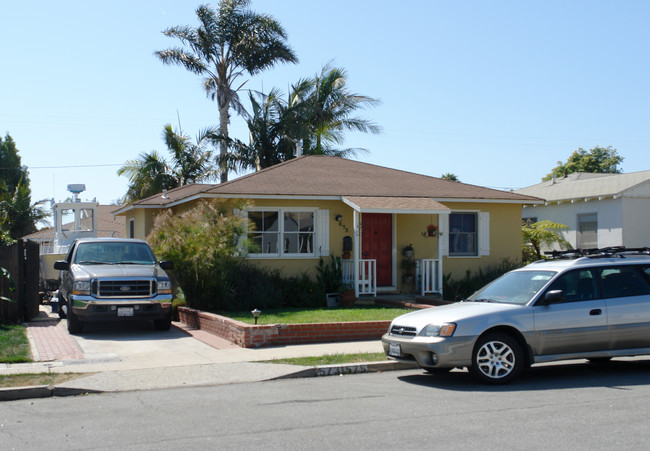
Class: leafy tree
543,146,623,181
118,125,217,202
155,1,298,183
0,134,46,240
441,173,460,181
522,220,572,263
0,134,27,190
147,199,254,310
0,181,47,241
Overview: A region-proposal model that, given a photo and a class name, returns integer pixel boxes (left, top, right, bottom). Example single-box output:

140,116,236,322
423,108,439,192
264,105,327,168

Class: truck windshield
467,270,556,305
74,242,156,265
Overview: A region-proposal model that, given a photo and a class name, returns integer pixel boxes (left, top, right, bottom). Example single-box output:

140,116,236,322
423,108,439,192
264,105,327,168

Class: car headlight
158,280,172,294
72,281,91,295
420,323,456,337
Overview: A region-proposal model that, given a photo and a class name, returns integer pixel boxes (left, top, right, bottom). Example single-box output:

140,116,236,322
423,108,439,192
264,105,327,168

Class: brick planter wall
178,307,391,348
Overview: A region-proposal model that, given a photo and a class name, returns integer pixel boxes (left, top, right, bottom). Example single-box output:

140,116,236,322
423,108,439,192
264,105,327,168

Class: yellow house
113,156,541,297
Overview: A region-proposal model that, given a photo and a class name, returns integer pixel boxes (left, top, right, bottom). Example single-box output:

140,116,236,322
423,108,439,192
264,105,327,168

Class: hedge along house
113,156,541,298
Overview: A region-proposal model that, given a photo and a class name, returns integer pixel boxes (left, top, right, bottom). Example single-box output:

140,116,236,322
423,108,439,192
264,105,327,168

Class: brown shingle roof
116,156,539,213
206,156,537,201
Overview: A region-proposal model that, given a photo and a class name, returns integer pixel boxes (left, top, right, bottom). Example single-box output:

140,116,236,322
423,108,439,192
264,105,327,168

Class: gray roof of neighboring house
514,170,650,203
114,156,540,213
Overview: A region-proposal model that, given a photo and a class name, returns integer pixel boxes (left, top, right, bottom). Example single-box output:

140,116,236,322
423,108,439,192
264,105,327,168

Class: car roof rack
544,247,650,260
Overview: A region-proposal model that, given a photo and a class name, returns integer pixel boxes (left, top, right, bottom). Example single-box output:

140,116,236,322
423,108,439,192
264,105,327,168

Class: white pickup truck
54,238,174,334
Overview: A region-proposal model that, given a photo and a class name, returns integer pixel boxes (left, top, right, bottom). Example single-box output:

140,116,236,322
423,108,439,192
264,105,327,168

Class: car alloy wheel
470,333,523,384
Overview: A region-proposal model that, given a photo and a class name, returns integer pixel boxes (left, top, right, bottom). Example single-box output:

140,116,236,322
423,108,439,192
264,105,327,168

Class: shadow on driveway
69,320,188,342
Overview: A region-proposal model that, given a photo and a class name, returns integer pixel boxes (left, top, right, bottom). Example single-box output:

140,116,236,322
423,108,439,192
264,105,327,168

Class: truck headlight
158,280,172,295
420,323,456,337
72,281,91,295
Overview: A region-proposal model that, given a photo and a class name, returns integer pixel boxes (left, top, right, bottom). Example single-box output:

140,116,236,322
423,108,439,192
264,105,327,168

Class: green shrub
316,256,342,293
148,200,325,312
443,258,521,301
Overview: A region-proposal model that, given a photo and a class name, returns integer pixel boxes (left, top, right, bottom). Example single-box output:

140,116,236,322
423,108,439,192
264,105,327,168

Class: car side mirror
543,289,565,304
54,260,69,271
159,261,174,270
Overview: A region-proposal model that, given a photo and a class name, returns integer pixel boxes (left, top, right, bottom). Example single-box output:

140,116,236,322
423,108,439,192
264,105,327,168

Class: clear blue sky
2,0,649,208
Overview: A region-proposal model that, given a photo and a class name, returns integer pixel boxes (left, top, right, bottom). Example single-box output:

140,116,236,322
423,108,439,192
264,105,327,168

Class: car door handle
590,309,602,316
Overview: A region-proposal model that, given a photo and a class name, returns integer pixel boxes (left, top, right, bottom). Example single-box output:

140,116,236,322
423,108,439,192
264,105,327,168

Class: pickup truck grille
390,325,417,337
92,279,156,298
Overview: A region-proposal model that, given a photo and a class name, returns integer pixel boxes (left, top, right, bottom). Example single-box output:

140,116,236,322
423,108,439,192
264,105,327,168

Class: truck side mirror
54,260,69,271
159,261,174,270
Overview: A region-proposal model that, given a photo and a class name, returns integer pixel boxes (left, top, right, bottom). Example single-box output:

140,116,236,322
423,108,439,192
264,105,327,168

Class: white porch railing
417,259,441,296
341,259,376,296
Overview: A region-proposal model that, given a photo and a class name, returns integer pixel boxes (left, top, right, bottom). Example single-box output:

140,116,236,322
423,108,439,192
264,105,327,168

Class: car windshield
74,242,156,265
467,270,556,305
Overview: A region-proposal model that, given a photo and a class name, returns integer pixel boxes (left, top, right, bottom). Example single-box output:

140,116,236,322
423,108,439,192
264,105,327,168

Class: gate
0,240,40,323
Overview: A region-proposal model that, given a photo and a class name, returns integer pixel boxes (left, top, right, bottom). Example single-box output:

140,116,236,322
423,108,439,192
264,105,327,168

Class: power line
27,163,122,170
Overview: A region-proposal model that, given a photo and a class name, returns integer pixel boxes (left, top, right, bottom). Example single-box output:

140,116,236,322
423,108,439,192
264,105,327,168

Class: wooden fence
0,240,40,323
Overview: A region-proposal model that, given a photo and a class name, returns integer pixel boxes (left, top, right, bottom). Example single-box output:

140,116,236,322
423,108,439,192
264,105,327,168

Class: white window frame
247,207,324,259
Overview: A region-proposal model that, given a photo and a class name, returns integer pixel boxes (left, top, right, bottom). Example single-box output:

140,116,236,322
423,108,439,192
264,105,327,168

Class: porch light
335,214,343,222
251,308,261,325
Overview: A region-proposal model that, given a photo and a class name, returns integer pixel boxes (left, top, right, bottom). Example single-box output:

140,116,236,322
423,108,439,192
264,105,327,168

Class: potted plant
426,224,438,237
339,282,356,307
402,243,414,259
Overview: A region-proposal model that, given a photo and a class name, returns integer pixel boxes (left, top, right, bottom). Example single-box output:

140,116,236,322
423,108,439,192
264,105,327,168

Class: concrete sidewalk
0,307,417,401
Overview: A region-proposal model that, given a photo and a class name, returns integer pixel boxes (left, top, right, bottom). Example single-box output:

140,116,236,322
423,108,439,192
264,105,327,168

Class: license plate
117,307,134,317
388,343,401,357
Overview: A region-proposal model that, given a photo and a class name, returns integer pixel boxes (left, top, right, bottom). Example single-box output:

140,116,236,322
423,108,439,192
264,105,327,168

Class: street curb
1,361,418,401
270,360,419,380
0,385,103,402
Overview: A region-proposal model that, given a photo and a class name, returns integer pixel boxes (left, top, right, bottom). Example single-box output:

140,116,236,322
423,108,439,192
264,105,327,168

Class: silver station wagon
383,248,650,384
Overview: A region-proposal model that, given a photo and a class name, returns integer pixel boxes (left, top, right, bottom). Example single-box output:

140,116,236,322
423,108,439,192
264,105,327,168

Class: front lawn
218,305,414,325
268,352,387,366
0,323,31,363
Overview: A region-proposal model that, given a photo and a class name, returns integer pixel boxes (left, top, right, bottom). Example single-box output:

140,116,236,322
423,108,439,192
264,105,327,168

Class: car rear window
598,266,650,299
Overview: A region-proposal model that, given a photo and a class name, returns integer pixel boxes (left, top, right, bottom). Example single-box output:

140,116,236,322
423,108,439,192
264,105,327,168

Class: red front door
361,213,393,286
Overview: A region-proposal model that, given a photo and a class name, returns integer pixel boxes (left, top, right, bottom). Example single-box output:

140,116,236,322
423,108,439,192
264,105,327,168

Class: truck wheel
154,313,172,331
469,333,523,384
67,306,83,334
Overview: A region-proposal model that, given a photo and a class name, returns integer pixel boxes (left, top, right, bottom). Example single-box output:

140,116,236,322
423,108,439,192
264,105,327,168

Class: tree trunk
219,103,229,183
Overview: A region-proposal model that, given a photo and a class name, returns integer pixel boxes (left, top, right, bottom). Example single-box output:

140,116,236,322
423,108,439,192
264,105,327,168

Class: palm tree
162,124,217,185
155,1,298,183
118,125,218,202
300,65,381,156
216,65,381,173
218,89,295,173
118,151,176,202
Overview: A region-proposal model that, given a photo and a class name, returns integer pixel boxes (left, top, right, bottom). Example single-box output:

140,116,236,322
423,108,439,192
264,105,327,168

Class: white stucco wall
522,198,623,248
622,197,650,247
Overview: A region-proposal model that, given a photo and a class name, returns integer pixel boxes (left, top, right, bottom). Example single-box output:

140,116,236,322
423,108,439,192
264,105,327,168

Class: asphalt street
3,360,650,450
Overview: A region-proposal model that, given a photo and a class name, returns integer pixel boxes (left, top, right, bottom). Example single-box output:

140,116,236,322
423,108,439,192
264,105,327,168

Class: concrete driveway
25,307,385,375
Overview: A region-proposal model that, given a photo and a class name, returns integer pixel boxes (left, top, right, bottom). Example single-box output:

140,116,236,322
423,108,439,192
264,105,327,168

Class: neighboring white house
515,171,650,249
